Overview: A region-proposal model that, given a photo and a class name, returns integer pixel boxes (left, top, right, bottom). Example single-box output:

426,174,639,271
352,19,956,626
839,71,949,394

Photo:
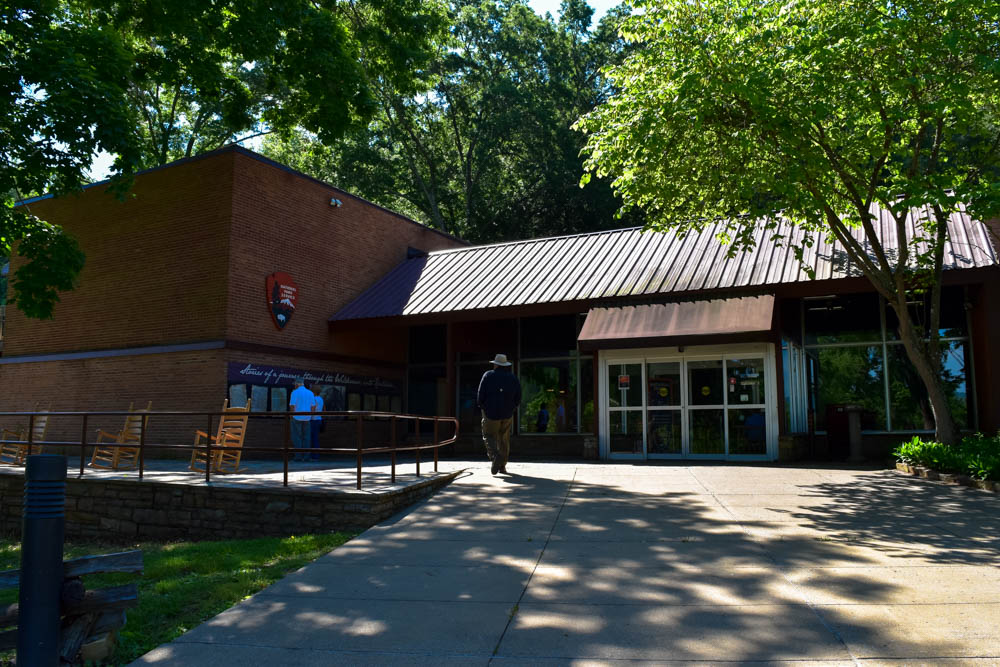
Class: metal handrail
0,410,460,490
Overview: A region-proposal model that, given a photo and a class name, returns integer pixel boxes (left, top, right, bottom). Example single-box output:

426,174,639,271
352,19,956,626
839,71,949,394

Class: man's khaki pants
481,417,513,468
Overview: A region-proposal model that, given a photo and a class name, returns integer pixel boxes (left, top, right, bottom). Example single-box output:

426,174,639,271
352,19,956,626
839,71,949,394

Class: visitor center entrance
598,344,779,460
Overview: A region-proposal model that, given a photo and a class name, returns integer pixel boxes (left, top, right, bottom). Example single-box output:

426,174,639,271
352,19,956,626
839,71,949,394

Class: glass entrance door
608,362,644,456
646,361,682,455
603,350,772,460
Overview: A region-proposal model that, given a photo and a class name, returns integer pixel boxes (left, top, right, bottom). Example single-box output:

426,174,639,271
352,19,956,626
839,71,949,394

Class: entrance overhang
578,295,776,352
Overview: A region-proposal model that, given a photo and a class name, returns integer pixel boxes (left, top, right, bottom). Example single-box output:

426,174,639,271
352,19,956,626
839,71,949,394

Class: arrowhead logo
265,272,298,330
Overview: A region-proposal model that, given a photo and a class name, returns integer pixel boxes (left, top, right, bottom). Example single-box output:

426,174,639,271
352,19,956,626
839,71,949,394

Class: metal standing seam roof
331,204,999,322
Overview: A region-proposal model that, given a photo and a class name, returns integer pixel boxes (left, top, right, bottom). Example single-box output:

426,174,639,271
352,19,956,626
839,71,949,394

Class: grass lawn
0,531,354,665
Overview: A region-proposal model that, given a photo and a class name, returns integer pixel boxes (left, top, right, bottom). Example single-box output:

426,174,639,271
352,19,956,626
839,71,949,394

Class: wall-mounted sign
227,362,400,394
265,272,298,330
618,375,630,390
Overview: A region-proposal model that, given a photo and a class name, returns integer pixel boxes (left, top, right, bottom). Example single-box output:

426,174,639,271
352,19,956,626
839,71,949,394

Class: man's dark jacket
477,367,521,420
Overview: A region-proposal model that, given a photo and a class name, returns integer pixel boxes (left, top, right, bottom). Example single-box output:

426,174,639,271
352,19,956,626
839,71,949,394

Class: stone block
265,501,291,513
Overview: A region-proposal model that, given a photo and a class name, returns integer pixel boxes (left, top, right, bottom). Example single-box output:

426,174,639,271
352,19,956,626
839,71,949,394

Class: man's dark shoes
491,460,499,475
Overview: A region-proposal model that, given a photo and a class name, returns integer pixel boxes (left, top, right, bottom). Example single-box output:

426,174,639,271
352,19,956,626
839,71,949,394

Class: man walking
477,353,521,475
289,379,315,462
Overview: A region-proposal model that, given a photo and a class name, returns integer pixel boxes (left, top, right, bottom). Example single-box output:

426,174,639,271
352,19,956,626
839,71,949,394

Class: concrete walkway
135,461,1000,665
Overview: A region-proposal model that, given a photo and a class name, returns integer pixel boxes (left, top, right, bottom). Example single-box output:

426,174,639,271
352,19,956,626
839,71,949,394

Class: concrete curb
896,461,998,493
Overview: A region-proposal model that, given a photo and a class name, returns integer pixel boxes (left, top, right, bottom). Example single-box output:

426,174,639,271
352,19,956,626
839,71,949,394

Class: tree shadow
143,464,998,663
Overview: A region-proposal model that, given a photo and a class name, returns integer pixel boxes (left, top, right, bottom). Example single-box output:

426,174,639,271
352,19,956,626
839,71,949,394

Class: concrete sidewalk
135,461,1000,665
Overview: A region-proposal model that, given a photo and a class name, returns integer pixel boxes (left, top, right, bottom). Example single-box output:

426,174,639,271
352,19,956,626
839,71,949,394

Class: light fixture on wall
330,198,343,208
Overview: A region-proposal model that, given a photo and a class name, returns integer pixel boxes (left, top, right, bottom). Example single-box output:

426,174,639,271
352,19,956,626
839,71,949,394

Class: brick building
2,145,999,461
0,146,464,447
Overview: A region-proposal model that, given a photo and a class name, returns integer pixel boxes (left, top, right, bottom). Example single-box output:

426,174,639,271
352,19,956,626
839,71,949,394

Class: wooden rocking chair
189,399,251,473
90,401,152,470
0,409,51,465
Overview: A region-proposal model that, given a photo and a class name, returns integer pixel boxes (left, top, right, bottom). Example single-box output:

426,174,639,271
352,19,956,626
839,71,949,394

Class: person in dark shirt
477,353,521,475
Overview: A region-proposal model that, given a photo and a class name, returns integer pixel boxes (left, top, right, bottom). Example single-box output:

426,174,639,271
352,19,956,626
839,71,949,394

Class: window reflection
519,360,577,433
889,342,969,430
812,346,886,430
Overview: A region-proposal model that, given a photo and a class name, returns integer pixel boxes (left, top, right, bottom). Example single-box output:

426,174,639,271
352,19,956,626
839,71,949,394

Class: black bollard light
17,454,67,666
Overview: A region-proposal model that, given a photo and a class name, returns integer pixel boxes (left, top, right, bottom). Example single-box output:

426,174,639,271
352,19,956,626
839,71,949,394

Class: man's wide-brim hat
491,353,512,366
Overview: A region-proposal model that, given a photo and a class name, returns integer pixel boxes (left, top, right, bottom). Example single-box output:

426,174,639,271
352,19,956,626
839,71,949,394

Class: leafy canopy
577,0,1000,274
1,0,446,318
263,0,639,243
577,0,1000,445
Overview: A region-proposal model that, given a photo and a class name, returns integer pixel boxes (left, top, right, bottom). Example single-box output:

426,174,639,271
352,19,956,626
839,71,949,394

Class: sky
87,0,620,181
527,0,619,22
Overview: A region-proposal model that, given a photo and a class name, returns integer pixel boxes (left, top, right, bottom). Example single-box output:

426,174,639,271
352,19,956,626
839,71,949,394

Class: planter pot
916,466,939,480
896,462,914,475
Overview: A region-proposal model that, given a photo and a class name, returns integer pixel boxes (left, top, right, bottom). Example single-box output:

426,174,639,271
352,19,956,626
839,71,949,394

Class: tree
1,0,446,318
577,0,1000,445
263,0,639,242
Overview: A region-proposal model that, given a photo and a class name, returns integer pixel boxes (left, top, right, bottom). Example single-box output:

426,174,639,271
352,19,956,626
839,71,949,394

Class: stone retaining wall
0,470,460,541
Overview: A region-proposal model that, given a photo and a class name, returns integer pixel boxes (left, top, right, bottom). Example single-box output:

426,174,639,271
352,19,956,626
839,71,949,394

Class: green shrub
894,433,1000,481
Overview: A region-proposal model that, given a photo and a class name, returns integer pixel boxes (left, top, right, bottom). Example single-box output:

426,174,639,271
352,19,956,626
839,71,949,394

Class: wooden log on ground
0,550,143,589
2,583,138,626
59,612,99,663
90,609,127,635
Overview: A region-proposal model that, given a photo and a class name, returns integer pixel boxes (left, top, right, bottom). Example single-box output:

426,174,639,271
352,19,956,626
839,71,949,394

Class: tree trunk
891,301,961,445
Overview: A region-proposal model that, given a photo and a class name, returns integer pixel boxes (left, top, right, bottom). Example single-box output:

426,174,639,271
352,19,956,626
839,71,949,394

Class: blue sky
87,0,620,181
527,0,620,22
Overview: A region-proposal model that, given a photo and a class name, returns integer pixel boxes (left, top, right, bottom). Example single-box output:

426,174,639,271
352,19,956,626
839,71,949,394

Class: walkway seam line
488,467,578,664
689,467,863,667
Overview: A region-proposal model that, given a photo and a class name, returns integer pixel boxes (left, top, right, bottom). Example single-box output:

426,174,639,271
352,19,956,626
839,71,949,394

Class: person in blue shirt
477,354,521,475
289,379,315,462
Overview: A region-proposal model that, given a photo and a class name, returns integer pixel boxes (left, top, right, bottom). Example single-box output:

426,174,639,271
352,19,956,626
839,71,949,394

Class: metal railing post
356,415,363,490
205,413,212,485
390,416,397,484
283,413,290,488
26,414,35,457
415,418,421,477
17,455,66,665
79,414,88,478
138,416,146,481
433,417,439,473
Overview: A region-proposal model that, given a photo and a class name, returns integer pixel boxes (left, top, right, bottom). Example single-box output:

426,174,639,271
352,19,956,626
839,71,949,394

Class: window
811,346,886,430
802,289,972,433
520,360,577,433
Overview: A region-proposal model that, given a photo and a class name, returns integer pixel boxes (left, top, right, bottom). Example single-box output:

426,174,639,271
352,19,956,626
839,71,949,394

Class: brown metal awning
578,295,776,351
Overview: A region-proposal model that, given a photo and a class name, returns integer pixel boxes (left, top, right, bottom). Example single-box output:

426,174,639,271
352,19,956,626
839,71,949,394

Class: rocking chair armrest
1,428,25,441
95,430,121,443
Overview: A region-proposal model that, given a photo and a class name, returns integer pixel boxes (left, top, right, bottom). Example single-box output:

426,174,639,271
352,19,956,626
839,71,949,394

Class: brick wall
0,469,460,540
0,147,466,439
0,349,226,449
225,152,464,360
5,154,235,356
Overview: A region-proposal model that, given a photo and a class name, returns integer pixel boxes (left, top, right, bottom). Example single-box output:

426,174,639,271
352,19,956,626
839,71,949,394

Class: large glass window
811,346,886,431
520,360,577,433
803,294,881,345
889,342,970,431
521,315,578,358
802,289,972,433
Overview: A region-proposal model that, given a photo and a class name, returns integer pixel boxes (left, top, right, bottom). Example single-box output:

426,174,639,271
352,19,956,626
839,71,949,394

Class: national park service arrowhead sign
265,272,298,330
